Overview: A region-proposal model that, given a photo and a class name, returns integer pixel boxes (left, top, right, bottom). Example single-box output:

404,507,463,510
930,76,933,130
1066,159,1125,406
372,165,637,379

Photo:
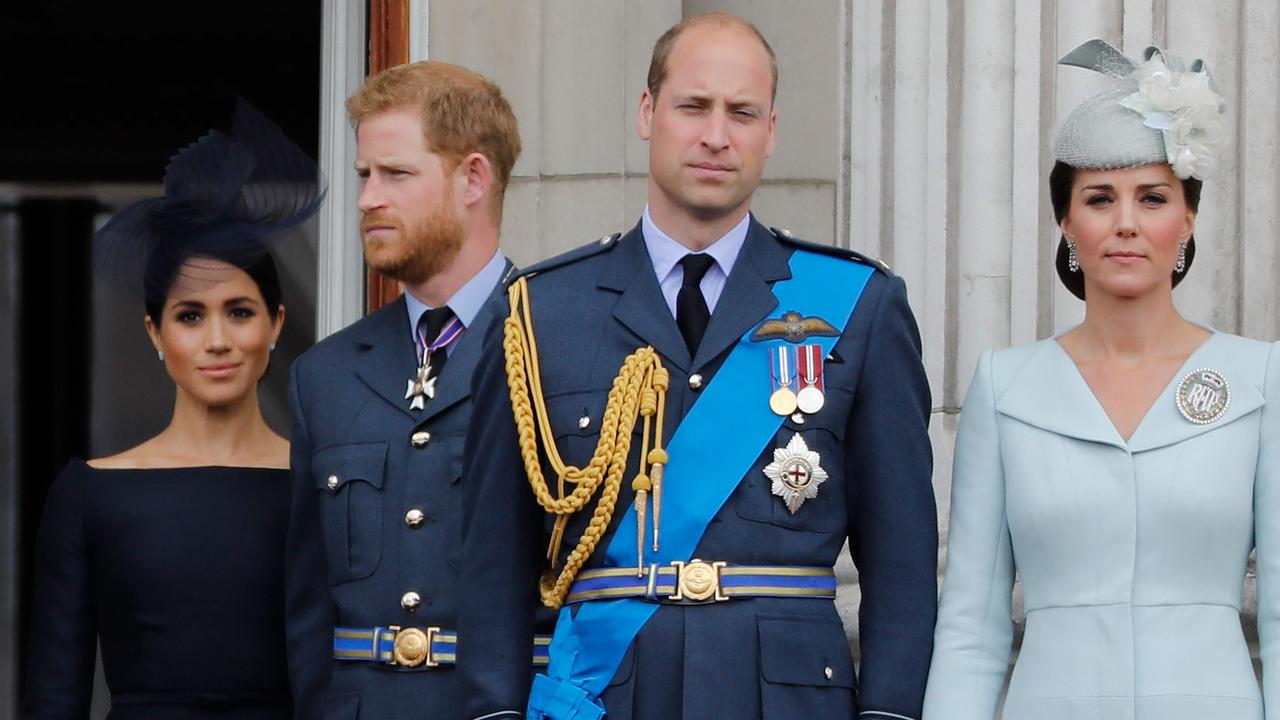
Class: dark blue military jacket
458,219,937,720
286,270,515,720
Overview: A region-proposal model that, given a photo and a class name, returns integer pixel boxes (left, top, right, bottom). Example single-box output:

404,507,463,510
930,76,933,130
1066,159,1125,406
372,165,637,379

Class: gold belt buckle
388,625,438,668
668,559,728,603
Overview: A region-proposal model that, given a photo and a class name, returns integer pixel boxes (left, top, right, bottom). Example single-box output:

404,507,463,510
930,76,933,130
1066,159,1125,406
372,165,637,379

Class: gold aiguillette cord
503,276,670,608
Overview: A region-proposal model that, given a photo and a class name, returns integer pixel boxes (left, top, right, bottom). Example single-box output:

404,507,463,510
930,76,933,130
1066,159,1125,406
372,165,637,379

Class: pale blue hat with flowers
1054,39,1227,181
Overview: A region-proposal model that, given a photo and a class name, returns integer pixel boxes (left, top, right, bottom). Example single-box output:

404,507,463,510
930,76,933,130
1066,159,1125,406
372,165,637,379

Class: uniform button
411,430,431,448
578,415,591,429
688,373,704,390
405,508,425,528
326,475,339,492
791,412,806,424
824,666,834,681
401,591,421,612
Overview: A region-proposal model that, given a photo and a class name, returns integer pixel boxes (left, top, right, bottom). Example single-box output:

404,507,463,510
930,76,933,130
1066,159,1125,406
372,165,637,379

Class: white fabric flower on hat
1118,53,1227,180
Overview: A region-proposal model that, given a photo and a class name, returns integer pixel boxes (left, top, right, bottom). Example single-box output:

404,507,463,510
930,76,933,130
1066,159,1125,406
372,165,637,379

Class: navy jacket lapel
692,218,787,369
353,295,419,421
599,224,691,373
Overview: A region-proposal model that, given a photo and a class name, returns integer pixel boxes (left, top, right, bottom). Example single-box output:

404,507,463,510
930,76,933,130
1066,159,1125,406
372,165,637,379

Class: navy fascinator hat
93,100,326,306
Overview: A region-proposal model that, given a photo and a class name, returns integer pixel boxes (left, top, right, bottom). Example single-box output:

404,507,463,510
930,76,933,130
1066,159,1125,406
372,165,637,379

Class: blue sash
527,250,874,719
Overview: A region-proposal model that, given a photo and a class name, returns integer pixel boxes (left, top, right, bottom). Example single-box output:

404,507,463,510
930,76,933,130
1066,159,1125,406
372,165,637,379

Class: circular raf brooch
1175,367,1230,425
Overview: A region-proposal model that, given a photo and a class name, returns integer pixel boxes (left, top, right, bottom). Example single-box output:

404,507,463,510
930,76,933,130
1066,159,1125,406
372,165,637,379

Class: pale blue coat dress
923,332,1280,720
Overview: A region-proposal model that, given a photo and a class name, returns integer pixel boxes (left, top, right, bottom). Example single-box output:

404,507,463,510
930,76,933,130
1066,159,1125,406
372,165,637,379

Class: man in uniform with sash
458,13,937,720
284,62,544,719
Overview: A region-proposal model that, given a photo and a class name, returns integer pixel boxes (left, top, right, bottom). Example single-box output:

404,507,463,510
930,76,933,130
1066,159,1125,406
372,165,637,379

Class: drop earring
1067,239,1080,273
157,350,165,362
1175,240,1188,273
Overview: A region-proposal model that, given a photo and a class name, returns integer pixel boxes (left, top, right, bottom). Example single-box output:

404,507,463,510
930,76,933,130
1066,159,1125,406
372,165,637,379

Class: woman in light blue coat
924,40,1280,720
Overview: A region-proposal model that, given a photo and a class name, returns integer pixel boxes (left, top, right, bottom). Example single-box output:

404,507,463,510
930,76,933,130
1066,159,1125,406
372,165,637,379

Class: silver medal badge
405,360,438,411
763,433,829,514
1174,367,1230,425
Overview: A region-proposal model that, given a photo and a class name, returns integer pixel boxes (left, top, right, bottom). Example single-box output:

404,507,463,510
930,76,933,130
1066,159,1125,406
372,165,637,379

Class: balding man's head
646,13,778,104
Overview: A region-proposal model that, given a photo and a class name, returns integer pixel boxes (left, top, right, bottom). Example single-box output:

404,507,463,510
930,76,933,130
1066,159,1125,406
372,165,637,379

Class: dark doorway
0,2,321,181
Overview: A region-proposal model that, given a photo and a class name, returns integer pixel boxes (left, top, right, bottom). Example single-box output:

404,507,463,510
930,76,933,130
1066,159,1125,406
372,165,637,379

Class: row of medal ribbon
768,344,825,417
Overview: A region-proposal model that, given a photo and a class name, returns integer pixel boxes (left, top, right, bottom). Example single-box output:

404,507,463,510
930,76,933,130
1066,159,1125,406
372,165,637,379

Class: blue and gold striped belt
565,560,837,605
333,626,551,668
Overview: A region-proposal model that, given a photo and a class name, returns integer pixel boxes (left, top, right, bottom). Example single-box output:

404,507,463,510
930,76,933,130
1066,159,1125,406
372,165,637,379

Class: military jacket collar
598,217,790,372
351,261,512,422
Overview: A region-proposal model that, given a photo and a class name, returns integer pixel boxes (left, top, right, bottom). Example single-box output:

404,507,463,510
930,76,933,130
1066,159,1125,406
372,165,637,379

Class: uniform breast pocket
757,614,856,717
313,442,387,583
734,417,846,533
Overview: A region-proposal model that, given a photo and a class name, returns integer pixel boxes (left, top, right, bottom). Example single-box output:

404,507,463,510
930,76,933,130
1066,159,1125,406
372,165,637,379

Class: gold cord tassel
649,451,667,551
503,277,672,609
548,515,569,567
632,475,651,575
649,368,670,552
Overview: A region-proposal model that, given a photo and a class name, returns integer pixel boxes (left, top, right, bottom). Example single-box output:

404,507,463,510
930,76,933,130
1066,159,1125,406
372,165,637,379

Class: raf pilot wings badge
750,310,839,343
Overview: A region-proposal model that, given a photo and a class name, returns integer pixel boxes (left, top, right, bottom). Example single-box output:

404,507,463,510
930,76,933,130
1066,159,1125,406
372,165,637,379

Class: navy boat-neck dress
24,459,292,719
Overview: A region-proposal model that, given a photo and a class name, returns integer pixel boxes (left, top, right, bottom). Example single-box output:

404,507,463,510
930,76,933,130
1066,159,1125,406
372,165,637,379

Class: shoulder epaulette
770,226,892,275
513,232,623,283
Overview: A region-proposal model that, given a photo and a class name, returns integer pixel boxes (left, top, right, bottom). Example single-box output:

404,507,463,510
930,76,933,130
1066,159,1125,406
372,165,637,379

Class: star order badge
762,433,828,514
1175,367,1230,424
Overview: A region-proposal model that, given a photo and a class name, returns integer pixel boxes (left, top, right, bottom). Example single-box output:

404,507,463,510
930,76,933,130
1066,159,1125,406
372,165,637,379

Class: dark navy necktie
676,253,715,355
417,306,458,381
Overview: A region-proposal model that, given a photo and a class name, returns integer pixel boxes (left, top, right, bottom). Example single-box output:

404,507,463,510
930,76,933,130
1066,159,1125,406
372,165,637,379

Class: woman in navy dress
23,102,323,720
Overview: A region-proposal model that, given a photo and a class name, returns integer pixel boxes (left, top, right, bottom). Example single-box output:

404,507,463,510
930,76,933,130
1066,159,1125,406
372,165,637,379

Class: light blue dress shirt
404,250,506,355
641,206,749,318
